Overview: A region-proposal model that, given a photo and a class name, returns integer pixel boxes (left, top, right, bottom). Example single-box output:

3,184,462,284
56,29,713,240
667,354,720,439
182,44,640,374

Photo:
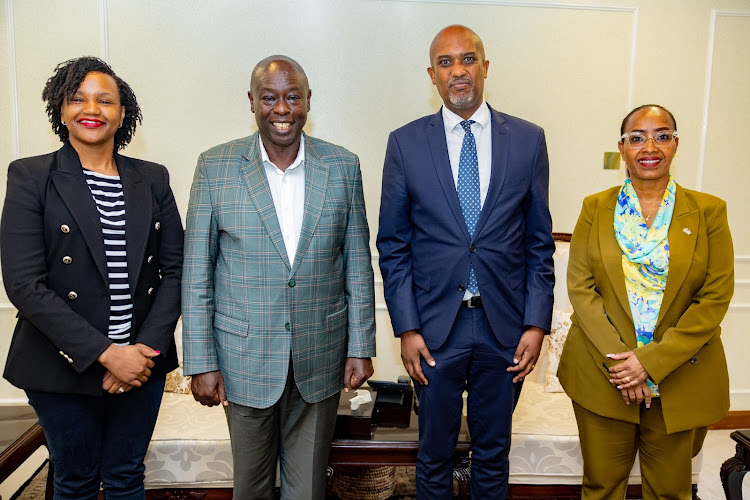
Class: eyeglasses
620,130,678,149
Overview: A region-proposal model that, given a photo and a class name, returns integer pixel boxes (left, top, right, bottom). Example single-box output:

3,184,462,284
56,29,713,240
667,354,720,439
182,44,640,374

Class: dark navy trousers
27,374,165,500
414,304,523,499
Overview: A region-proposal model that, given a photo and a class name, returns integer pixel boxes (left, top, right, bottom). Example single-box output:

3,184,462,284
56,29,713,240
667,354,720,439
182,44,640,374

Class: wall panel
702,12,750,256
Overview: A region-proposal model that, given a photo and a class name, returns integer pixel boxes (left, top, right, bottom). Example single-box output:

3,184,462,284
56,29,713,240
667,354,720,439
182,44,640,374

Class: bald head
427,24,489,119
250,55,309,94
429,25,485,64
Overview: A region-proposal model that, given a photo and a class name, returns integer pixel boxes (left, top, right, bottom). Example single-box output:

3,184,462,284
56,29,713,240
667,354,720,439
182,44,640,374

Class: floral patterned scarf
613,175,676,397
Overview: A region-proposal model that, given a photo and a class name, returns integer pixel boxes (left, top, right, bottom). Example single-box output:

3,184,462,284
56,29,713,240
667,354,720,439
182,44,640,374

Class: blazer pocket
507,266,525,290
412,268,431,291
326,306,349,332
213,311,249,337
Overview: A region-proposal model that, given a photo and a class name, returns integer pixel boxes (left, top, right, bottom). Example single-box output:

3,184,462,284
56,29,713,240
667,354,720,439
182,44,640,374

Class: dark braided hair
620,104,677,137
42,56,142,151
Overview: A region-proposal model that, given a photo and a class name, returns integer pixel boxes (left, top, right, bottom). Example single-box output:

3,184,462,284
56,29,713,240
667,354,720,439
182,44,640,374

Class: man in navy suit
377,25,555,498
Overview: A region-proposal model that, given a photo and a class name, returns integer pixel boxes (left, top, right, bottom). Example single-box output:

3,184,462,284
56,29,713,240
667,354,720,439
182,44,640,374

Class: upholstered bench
142,235,701,499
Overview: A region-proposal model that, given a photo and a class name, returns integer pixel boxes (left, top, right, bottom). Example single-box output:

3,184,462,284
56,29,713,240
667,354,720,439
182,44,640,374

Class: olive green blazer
558,184,734,434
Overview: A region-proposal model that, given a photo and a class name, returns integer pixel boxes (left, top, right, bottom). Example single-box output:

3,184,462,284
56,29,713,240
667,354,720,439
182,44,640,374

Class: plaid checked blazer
182,132,375,408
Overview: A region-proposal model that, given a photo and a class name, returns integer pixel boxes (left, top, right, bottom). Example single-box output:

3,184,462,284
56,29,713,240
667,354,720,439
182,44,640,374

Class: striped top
84,169,132,346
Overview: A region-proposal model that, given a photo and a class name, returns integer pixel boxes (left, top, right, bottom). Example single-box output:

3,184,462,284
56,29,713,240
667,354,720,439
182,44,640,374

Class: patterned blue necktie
457,120,480,294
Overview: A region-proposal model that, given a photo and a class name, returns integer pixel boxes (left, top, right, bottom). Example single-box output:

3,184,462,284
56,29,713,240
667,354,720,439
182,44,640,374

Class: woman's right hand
97,344,158,387
620,381,652,408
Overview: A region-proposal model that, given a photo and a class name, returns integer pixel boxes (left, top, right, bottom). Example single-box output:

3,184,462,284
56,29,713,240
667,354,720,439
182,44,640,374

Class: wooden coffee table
329,411,471,499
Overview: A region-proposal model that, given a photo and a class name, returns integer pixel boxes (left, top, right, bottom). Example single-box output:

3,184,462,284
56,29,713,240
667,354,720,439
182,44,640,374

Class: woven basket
329,465,396,500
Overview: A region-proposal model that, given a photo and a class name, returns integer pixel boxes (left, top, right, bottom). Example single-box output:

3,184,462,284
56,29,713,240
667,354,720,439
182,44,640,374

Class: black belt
461,296,483,308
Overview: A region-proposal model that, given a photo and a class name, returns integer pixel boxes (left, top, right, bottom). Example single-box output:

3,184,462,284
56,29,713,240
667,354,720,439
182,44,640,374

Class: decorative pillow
164,317,192,394
165,362,192,394
544,310,572,393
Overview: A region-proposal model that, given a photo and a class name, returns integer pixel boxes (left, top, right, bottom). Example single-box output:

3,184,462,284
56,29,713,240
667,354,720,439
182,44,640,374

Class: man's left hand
507,327,545,383
344,357,374,392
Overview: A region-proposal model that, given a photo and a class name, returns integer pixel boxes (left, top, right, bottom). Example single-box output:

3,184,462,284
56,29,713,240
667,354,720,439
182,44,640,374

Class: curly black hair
42,56,142,151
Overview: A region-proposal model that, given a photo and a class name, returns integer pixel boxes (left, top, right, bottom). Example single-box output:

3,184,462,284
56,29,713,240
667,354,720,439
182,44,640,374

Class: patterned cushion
544,310,572,393
165,363,192,394
164,318,192,394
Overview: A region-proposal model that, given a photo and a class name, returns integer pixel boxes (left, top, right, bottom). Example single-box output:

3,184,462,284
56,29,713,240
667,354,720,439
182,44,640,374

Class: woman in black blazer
0,57,183,500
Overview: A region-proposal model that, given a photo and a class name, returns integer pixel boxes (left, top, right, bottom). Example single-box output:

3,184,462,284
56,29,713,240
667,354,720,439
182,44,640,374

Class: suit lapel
657,185,698,326
118,154,150,296
49,143,109,283
599,191,634,324
426,110,471,241
473,106,507,238
292,137,328,276
238,133,291,270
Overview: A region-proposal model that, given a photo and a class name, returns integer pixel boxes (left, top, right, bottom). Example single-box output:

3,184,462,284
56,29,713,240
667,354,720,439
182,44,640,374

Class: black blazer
1,142,183,396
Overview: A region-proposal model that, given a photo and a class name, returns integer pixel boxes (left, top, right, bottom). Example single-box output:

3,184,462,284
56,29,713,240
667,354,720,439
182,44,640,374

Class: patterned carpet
14,463,419,500
11,460,46,500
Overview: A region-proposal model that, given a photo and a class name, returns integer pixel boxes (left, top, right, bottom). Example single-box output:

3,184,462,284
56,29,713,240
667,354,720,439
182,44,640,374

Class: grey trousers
225,366,339,500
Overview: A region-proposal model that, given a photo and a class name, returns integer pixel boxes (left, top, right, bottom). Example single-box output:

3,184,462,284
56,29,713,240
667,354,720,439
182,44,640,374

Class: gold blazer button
62,256,72,264
61,224,70,233
67,291,78,300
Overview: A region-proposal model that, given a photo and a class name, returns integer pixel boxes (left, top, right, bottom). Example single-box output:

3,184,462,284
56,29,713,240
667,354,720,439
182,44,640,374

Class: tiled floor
0,429,742,498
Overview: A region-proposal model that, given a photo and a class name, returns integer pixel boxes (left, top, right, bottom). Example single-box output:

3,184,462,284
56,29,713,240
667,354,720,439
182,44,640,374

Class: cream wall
0,0,748,408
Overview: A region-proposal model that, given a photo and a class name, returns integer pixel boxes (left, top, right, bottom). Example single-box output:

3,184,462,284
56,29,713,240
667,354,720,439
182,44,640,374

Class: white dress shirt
260,135,306,267
442,101,492,299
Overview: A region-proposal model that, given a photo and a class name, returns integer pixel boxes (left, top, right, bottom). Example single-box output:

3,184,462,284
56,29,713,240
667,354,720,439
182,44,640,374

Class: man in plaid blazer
182,55,376,499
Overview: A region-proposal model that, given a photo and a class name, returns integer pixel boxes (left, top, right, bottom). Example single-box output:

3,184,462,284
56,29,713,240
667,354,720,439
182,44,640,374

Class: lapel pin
683,228,692,235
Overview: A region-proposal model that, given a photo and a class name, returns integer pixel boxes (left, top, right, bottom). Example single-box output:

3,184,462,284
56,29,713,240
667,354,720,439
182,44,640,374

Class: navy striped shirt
84,169,132,346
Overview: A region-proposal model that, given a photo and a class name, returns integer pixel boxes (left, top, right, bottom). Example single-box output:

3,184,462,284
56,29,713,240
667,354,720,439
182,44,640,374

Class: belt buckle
466,296,480,308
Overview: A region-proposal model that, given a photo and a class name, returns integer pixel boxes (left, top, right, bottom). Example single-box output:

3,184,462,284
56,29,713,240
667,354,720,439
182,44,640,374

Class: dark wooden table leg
45,459,53,500
721,430,750,500
721,448,748,500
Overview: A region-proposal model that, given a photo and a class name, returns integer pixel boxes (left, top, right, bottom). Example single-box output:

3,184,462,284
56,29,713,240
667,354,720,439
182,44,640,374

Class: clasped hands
190,357,374,407
98,343,160,394
400,327,545,385
606,350,652,408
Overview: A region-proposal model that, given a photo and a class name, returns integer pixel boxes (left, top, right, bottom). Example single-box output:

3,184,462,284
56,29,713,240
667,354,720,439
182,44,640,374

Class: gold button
67,357,73,364
61,224,70,233
67,291,78,300
147,255,154,264
62,256,72,264
147,287,154,295
154,222,161,230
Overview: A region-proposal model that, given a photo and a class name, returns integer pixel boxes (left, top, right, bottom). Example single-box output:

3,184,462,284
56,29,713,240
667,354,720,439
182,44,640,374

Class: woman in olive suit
1,57,182,499
558,104,734,499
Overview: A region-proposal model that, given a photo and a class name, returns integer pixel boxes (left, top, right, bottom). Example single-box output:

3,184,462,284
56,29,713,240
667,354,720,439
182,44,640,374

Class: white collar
441,100,490,134
258,133,306,171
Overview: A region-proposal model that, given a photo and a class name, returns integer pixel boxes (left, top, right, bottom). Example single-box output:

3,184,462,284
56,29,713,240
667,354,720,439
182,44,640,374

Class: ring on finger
625,376,631,383
118,387,125,394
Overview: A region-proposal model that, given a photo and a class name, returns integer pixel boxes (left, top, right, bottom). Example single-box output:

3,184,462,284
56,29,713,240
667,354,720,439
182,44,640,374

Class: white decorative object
349,389,372,410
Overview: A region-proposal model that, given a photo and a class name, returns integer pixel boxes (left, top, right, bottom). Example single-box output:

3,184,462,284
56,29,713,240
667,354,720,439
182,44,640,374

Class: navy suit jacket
1,142,183,396
377,105,555,349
